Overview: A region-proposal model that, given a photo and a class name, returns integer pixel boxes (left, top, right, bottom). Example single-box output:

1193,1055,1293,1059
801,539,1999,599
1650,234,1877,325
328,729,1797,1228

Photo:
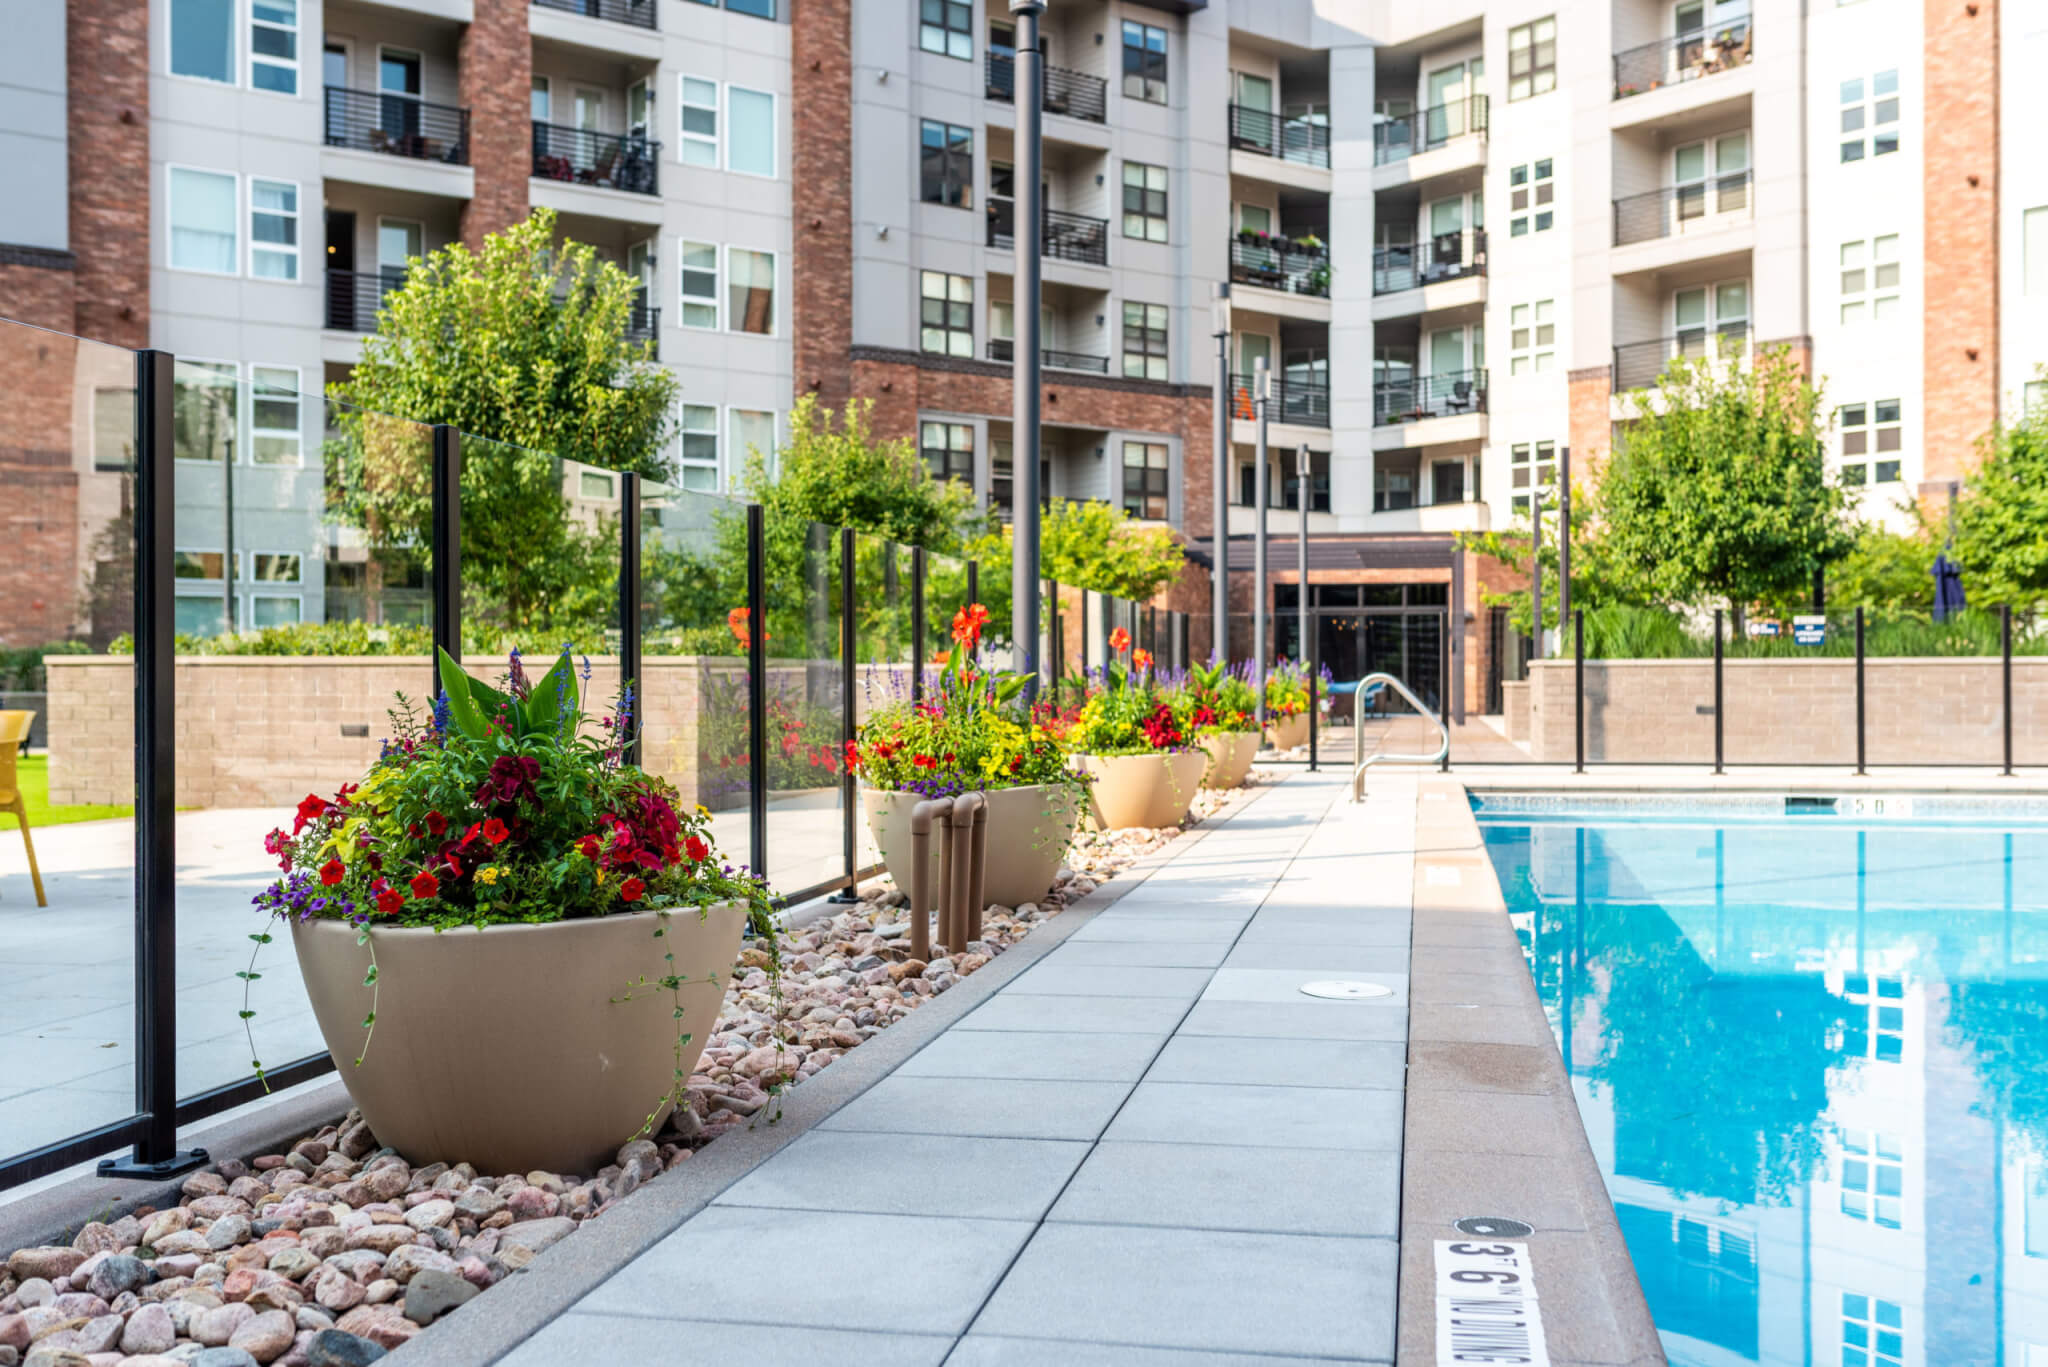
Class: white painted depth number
1434,1241,1549,1366
1845,795,1914,819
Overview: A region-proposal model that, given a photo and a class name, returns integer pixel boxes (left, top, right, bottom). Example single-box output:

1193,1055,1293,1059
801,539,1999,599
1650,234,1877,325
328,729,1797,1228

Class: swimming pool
1474,794,2048,1367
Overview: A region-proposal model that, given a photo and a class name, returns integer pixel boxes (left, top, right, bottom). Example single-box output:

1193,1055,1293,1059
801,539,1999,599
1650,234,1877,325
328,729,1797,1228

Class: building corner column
792,0,855,414
458,0,534,250
66,0,150,349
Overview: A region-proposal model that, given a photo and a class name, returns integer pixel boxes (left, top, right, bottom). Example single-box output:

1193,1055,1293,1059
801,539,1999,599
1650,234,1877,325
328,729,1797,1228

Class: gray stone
120,1304,177,1356
13,1282,52,1310
21,1346,90,1367
204,1217,252,1253
190,1350,261,1367
303,1330,386,1366
399,1270,477,1327
72,1315,122,1354
86,1255,148,1302
227,1309,294,1364
5,1251,84,1285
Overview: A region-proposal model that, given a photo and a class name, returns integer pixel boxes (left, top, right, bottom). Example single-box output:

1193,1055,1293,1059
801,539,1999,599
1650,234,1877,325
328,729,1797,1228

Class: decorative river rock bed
0,787,1250,1367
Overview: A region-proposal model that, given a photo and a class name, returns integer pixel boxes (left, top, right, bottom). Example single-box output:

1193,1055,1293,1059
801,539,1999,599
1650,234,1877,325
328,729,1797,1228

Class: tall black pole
1530,492,1545,660
222,430,236,637
1712,608,1724,776
840,527,858,889
1855,606,1867,776
1295,443,1309,674
910,546,927,703
966,560,979,663
1573,608,1585,775
618,473,642,768
1557,445,1571,627
746,505,768,882
1010,0,1045,699
1212,283,1231,665
1252,356,1269,726
431,424,462,690
2003,603,2014,777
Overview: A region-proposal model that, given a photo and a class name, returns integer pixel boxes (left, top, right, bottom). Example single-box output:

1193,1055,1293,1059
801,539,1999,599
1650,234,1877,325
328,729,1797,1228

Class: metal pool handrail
1348,672,1449,801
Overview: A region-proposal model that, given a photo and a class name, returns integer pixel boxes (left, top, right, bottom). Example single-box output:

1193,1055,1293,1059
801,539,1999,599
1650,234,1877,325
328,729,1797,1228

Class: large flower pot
1197,732,1259,789
863,783,1082,910
1078,751,1208,830
1265,713,1310,751
293,905,746,1175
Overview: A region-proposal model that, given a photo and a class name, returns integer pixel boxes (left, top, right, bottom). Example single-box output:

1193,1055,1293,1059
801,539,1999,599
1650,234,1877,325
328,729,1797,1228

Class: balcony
531,123,660,196
986,199,1109,266
1227,235,1330,299
626,298,659,356
325,268,404,333
986,338,1110,373
984,53,1107,124
1373,369,1488,425
1613,323,1750,391
531,0,656,30
1227,106,1331,170
1613,171,1751,246
1614,20,1753,100
1373,95,1489,165
323,87,469,164
1228,372,1331,429
1372,230,1487,294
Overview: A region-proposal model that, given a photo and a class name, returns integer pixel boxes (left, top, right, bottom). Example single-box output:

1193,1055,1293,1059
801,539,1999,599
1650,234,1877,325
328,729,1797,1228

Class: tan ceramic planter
293,905,745,1175
1077,750,1208,830
863,783,1081,910
1265,713,1310,750
1197,732,1259,789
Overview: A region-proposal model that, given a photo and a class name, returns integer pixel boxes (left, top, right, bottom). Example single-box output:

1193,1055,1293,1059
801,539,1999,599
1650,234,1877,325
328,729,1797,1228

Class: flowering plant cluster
1264,658,1314,719
1186,659,1260,736
1065,629,1196,757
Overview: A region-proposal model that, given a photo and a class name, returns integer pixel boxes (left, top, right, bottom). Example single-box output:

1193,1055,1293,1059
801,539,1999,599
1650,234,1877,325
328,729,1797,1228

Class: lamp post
1210,282,1231,666
1295,442,1309,676
1557,444,1572,629
1009,0,1045,696
1530,487,1545,660
1252,356,1269,726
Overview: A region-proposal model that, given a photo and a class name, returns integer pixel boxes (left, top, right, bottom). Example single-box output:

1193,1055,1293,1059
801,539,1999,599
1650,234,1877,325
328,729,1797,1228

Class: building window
680,240,719,329
249,179,299,281
680,77,718,167
174,361,238,462
578,470,615,500
1842,973,1906,1061
1507,18,1557,101
919,120,973,208
2024,206,2048,296
919,271,973,357
1841,1294,1904,1367
1510,441,1556,514
1122,21,1167,104
1509,160,1554,235
1509,302,1555,375
250,595,301,627
175,550,230,580
1839,400,1903,486
687,0,776,17
920,421,973,484
1122,161,1168,242
92,387,135,471
1841,71,1900,162
170,0,235,83
252,552,302,583
169,167,239,275
727,86,775,177
250,366,301,465
1122,441,1169,520
250,0,298,93
679,403,719,491
1839,1129,1904,1227
730,409,776,477
1839,236,1901,323
727,247,774,334
1122,302,1168,381
919,0,971,60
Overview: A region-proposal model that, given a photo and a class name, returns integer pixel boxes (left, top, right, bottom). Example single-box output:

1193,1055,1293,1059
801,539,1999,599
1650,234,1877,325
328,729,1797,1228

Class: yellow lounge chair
0,711,47,906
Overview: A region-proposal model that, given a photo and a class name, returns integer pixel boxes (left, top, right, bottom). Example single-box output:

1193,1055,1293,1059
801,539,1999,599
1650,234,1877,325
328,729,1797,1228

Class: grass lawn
12,754,132,827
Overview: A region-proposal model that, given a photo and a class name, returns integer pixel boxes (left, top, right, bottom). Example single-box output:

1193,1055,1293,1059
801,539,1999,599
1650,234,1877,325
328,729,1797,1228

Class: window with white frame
920,421,973,484
1839,235,1901,323
578,470,615,500
1674,281,1748,359
251,552,302,583
249,179,299,281
249,0,298,93
919,0,971,59
1509,160,1554,236
1122,21,1167,104
169,167,239,275
1507,18,1557,101
679,403,719,491
1510,441,1556,514
1842,973,1906,1061
1509,301,1555,375
170,0,235,83
1673,132,1749,223
1839,1129,1903,1227
679,78,718,167
250,366,301,465
174,361,238,462
1122,162,1168,242
1122,302,1168,381
919,120,973,208
727,86,775,177
686,0,776,16
175,549,230,581
727,248,775,334
174,578,232,637
1840,70,1900,162
730,409,777,477
249,594,301,627
92,387,134,471
1839,400,1903,486
1841,1294,1904,1367
679,240,719,329
920,271,973,357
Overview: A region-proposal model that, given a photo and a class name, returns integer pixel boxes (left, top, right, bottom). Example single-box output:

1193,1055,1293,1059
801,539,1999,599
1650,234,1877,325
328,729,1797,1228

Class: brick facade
792,0,855,411
1566,363,1613,475
459,0,534,250
66,0,150,351
0,316,86,646
1921,0,2000,490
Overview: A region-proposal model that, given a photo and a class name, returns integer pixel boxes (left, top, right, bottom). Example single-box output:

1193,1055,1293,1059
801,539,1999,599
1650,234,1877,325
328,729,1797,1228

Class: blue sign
1792,615,1827,646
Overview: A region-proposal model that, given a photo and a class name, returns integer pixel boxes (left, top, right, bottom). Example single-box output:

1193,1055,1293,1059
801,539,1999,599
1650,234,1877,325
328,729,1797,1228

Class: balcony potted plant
254,648,778,1176
1067,631,1207,829
1187,658,1260,789
1264,658,1314,750
854,604,1085,910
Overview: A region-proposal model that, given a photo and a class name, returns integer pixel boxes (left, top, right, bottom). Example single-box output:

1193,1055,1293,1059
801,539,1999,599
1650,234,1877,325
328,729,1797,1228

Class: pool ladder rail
1346,672,1449,801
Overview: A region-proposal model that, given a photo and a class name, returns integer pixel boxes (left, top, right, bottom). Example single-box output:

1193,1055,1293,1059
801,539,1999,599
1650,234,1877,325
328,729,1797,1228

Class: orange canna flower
1133,648,1153,670
1109,627,1131,653
951,602,991,648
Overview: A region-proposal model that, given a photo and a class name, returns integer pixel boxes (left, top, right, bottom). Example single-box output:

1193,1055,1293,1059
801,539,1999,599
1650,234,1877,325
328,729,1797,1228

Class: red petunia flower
409,870,440,899
319,858,345,887
843,740,860,772
577,834,602,859
1109,627,1131,654
293,793,328,834
620,876,646,903
425,811,448,837
782,732,801,757
375,888,406,916
913,754,937,769
482,817,510,845
685,835,710,863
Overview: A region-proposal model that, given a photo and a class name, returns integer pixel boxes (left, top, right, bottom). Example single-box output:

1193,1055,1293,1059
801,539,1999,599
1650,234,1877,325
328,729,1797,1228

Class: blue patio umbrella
1932,553,1967,622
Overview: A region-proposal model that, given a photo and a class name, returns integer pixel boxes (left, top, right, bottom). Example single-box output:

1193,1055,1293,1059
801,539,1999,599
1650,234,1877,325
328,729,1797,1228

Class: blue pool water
1475,797,2048,1367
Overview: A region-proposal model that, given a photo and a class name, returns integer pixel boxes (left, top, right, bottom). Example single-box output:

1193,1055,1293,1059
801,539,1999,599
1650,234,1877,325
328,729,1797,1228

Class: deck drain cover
1299,980,1394,1000
1455,1217,1534,1238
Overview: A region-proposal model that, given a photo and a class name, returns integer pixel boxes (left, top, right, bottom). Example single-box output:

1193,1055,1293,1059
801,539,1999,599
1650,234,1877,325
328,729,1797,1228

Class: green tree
1828,520,1938,616
1951,401,2048,612
327,208,679,634
1457,486,1638,637
1598,348,1854,629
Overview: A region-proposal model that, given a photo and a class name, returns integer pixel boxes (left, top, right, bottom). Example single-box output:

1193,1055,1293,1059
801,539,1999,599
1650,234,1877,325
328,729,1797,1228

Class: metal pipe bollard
908,794,989,959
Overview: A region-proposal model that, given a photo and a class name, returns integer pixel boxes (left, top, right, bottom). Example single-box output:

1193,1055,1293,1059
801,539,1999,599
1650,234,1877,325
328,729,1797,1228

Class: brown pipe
944,792,982,953
966,795,988,944
907,796,952,961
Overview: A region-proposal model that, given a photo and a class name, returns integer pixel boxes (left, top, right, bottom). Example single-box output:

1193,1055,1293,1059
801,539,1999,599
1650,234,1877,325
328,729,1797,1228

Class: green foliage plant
1263,659,1312,719
1952,399,2048,613
1065,630,1194,757
1186,659,1258,736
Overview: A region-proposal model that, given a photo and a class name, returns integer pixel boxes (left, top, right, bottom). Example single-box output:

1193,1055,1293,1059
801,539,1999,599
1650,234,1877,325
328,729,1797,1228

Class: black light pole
222,428,236,637
1295,442,1309,673
1252,356,1269,726
1530,491,1545,660
1211,282,1231,665
1557,445,1571,626
1009,0,1045,699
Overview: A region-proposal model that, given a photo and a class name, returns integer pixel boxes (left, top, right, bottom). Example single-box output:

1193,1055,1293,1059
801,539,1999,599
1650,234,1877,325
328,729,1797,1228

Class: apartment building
0,0,2035,713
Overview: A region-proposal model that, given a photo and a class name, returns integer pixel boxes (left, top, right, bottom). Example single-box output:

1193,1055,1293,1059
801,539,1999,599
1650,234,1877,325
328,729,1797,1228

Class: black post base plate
97,1147,210,1181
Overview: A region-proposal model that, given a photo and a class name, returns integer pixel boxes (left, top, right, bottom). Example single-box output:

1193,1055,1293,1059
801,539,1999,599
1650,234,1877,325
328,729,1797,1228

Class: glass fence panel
457,435,618,659
1719,609,1858,768
852,534,912,875
1565,605,1715,767
0,321,140,1160
763,517,847,898
1862,607,2005,769
924,550,968,666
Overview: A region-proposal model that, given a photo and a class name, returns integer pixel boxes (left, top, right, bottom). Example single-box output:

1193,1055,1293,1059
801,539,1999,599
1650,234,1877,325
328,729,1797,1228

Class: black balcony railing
1228,372,1332,429
1614,20,1754,99
986,338,1110,373
1227,236,1332,298
325,268,407,332
531,123,661,195
531,0,657,30
1227,105,1331,169
1613,170,1752,245
323,86,469,163
626,300,659,355
1373,94,1489,165
1373,368,1489,425
986,199,1109,266
984,53,1108,124
1372,230,1488,294
1613,323,1751,390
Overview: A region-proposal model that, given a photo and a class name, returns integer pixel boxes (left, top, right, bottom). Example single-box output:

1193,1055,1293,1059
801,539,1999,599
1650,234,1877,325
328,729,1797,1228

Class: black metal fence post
2004,603,2014,777
1573,609,1585,775
965,560,978,662
618,473,642,769
102,349,206,1179
910,547,926,703
746,505,768,882
1439,609,1451,773
1855,607,1867,776
840,527,859,892
1307,623,1319,773
1048,581,1063,693
431,424,462,688
1712,608,1724,776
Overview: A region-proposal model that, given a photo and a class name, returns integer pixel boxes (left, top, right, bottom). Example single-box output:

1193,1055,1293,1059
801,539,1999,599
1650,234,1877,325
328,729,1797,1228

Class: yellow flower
594,866,608,885
476,866,501,885
696,804,709,816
